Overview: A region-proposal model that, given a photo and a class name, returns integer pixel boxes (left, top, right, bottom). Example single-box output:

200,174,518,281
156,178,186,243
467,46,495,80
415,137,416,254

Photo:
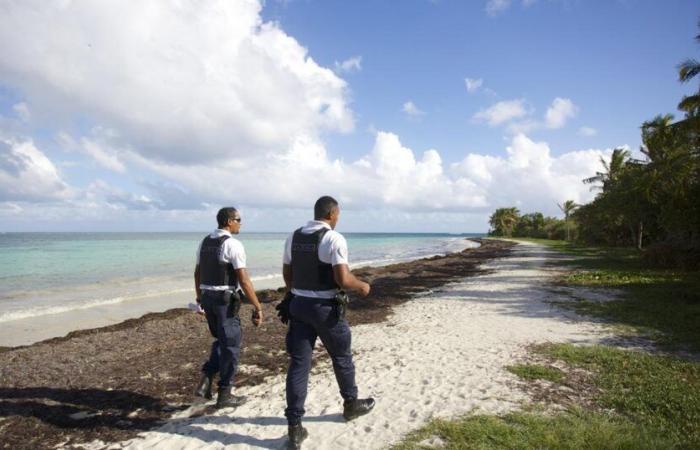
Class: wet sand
0,238,513,449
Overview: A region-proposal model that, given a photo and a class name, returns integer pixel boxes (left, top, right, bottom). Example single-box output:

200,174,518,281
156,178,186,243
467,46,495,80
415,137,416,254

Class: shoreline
0,237,479,348
0,238,513,449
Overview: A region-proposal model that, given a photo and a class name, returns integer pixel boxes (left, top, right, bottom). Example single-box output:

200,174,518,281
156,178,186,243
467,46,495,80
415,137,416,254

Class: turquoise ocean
0,232,481,334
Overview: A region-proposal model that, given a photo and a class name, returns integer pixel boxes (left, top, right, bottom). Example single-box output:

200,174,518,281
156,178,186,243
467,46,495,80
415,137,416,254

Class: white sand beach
92,241,611,450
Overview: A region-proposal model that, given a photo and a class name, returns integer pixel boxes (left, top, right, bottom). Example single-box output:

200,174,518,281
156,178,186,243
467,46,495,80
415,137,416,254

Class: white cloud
0,0,353,164
578,126,598,137
0,138,71,202
12,103,30,122
121,130,607,217
451,133,612,214
486,0,511,16
506,119,540,135
545,97,578,129
486,0,537,16
335,56,362,73
58,131,127,173
402,101,425,117
0,127,614,231
501,97,580,133
0,1,610,231
80,138,126,173
86,179,156,210
465,77,484,93
473,99,528,126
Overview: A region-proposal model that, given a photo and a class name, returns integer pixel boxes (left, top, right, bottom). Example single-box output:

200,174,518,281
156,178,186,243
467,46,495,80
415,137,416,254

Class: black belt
293,295,336,304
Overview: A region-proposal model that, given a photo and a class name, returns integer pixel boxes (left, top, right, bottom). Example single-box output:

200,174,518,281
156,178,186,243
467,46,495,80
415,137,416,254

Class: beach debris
68,411,97,420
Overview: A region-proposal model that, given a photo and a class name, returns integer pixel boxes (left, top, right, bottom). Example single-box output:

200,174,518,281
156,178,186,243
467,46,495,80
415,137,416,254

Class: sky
0,0,698,233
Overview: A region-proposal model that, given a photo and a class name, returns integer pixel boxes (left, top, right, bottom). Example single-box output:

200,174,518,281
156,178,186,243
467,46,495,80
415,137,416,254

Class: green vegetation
394,248,699,450
488,208,570,241
395,235,700,449
537,344,700,448
489,26,700,267
521,238,700,352
506,364,564,383
395,344,700,450
393,410,673,450
394,25,700,450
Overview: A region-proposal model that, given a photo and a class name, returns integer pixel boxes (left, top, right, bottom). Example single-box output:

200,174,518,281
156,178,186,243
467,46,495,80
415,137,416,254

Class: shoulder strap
316,227,329,243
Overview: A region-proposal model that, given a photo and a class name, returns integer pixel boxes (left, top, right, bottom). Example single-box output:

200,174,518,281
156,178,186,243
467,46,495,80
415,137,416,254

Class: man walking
282,196,374,448
193,207,264,408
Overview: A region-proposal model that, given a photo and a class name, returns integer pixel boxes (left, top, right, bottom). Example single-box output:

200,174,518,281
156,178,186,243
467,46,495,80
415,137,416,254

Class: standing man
282,196,375,449
193,207,264,408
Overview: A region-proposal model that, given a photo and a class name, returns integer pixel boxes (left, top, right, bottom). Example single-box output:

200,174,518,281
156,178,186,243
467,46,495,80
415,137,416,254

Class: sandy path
99,241,610,450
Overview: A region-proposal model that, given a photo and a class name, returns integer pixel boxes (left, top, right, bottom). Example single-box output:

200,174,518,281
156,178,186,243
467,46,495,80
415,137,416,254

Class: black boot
194,373,213,399
343,397,375,421
287,423,308,450
215,386,247,409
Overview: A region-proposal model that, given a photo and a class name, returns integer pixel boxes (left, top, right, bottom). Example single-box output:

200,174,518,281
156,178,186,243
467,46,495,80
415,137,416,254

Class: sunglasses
231,217,242,223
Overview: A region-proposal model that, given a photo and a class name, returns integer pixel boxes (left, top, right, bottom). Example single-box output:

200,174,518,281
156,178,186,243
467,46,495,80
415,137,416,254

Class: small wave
351,238,477,269
0,287,192,323
250,273,283,282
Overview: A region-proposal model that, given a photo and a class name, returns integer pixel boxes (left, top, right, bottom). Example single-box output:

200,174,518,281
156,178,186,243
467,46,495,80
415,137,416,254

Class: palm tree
557,200,579,241
641,114,675,162
678,21,700,116
489,207,520,237
583,147,631,192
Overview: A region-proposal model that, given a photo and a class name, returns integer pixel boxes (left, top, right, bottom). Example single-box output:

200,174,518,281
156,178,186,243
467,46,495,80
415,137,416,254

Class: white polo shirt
196,229,247,291
283,220,349,299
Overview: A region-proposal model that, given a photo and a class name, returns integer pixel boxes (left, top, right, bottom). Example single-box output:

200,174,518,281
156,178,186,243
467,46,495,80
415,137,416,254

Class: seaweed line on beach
0,238,513,450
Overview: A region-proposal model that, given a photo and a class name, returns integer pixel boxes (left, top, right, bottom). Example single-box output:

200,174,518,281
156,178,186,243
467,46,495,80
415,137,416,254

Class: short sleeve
329,233,349,266
282,233,293,264
226,239,247,269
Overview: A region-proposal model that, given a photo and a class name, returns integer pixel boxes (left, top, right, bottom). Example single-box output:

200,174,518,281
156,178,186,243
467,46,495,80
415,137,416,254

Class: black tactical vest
291,228,338,291
199,234,238,287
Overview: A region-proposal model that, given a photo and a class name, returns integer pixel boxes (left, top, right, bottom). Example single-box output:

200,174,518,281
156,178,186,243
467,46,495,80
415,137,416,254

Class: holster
334,290,350,320
276,291,294,325
225,289,242,317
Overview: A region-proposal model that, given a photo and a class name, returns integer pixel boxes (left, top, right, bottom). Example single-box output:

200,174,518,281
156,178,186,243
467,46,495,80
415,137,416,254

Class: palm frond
678,94,700,114
582,173,603,184
678,59,700,82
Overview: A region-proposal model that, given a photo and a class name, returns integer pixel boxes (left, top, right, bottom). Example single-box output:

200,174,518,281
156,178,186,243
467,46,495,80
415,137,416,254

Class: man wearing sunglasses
193,207,264,408
281,196,374,449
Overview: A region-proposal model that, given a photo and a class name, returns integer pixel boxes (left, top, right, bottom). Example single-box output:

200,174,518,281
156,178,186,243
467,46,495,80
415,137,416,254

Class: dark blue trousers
285,296,358,425
200,290,242,388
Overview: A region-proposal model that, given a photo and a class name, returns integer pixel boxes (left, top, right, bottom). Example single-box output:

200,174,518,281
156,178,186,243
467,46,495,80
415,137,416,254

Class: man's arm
283,264,293,290
194,264,201,302
236,268,264,326
333,264,370,297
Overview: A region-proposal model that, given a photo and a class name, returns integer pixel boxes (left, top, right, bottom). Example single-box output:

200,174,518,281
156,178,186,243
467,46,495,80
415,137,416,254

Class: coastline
0,238,514,449
0,236,478,348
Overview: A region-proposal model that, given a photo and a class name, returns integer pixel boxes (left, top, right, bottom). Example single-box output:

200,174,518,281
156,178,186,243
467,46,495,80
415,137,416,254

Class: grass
537,343,700,447
392,238,700,450
506,364,564,383
516,238,700,352
395,344,700,449
393,409,673,450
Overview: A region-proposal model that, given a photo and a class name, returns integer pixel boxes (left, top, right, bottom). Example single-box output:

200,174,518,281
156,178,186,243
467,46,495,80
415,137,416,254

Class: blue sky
263,0,697,160
0,0,698,232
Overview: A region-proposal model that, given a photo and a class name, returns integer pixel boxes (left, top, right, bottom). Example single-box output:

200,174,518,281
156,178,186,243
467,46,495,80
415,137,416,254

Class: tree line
488,23,700,268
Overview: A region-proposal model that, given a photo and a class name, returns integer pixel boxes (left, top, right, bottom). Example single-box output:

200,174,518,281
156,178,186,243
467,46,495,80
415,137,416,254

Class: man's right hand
252,309,263,327
334,264,371,297
358,282,370,297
